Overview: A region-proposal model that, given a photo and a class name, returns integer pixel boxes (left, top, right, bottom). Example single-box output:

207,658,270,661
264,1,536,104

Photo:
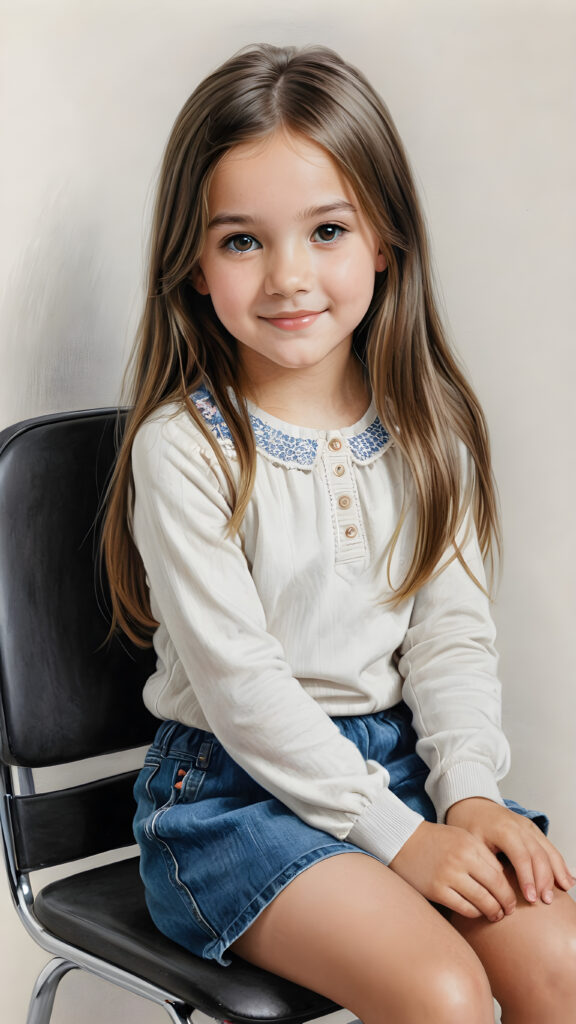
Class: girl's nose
264,243,312,297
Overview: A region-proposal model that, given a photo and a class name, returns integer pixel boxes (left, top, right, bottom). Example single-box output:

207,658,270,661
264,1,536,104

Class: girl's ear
375,250,387,273
191,266,210,295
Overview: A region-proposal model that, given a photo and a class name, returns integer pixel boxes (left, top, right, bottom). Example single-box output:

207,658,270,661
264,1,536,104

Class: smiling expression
193,130,386,383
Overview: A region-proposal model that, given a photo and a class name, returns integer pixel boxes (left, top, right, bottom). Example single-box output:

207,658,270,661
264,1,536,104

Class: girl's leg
230,853,494,1024
451,866,576,1023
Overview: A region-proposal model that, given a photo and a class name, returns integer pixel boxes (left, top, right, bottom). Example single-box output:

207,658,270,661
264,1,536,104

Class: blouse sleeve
397,514,511,824
131,411,424,864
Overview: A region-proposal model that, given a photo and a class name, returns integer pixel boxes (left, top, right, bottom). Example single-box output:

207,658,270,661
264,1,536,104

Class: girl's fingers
439,859,514,921
531,837,576,898
499,839,540,903
530,843,556,903
443,890,483,920
474,848,517,911
439,849,516,920
476,868,516,917
456,876,509,922
541,840,576,892
449,837,516,918
499,831,569,904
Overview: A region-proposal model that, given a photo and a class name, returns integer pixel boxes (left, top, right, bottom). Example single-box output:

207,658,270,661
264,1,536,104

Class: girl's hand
445,797,575,906
389,819,517,921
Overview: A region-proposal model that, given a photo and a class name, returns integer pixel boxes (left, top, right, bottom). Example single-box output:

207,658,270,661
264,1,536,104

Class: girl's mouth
261,310,324,331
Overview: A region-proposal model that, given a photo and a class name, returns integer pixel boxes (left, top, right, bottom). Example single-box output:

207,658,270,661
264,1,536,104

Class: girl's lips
261,310,324,331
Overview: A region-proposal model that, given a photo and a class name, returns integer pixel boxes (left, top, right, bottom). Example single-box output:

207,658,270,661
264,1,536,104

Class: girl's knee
426,958,493,1024
358,955,493,1024
481,894,576,1016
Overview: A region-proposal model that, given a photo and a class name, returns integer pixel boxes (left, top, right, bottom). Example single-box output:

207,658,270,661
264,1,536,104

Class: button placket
323,434,366,563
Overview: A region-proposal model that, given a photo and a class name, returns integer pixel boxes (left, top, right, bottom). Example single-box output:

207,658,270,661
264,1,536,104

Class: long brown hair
102,43,500,645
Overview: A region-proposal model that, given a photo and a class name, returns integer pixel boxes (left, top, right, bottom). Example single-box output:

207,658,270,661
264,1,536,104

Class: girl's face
193,130,385,383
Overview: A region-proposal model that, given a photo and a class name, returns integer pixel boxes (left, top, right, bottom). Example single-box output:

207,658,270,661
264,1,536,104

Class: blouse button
345,525,358,539
333,464,346,477
328,438,342,451
338,495,352,510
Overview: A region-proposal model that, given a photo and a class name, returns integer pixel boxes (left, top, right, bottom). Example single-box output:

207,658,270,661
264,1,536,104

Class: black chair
0,409,342,1024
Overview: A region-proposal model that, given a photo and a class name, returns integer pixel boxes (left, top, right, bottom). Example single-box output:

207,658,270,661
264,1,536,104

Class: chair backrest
0,409,157,872
0,409,156,769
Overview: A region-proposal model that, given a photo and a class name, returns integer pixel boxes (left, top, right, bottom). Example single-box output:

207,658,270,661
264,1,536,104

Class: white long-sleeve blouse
131,387,511,864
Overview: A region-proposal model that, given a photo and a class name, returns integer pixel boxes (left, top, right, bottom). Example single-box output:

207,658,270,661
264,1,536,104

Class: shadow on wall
0,188,122,429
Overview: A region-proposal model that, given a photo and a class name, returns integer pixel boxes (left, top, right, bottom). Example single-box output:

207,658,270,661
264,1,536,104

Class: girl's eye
224,234,260,253
313,224,345,244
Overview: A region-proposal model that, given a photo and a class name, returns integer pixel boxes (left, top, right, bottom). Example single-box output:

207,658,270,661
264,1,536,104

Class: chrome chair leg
26,956,194,1024
162,1001,194,1023
26,958,78,1024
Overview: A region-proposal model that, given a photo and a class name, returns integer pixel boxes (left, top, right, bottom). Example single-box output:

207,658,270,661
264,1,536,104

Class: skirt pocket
134,742,220,944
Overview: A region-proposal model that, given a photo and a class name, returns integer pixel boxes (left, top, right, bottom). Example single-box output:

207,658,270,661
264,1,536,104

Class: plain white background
1,1,574,1021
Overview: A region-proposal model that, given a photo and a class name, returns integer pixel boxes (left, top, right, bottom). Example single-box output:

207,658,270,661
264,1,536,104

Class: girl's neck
238,353,370,430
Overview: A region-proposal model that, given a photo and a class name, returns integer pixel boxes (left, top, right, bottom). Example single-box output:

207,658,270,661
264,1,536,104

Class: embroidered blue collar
191,387,391,469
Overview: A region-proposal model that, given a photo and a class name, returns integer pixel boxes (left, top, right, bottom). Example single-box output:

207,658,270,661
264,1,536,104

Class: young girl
103,44,576,1023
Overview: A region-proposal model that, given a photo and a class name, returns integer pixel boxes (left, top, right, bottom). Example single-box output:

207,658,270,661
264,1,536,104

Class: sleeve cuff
346,788,424,864
431,760,505,824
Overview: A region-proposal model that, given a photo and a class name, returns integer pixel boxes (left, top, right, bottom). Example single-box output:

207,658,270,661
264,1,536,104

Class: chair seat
33,856,338,1024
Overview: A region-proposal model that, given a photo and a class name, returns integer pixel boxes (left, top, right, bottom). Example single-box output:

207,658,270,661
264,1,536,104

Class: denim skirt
133,701,548,966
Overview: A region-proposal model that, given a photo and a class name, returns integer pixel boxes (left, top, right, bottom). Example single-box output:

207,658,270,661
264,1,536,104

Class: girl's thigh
231,852,494,1024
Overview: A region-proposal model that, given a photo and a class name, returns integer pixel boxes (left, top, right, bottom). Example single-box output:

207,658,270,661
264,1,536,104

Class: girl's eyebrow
207,200,357,229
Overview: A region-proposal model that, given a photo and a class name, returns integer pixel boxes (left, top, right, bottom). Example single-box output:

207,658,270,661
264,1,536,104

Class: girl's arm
397,516,509,825
393,509,573,911
131,409,424,864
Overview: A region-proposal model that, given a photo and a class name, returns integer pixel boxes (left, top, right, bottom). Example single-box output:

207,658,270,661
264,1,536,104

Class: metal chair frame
0,759,196,1024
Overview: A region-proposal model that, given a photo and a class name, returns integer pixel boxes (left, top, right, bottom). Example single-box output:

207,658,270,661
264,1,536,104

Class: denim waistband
148,702,411,765
148,720,218,767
